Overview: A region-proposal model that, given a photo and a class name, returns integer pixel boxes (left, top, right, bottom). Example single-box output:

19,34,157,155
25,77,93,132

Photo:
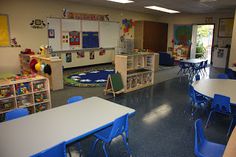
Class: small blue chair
205,94,234,136
5,108,29,121
31,142,66,157
67,96,84,156
67,96,84,104
195,74,200,81
226,68,236,79
217,73,229,79
187,85,208,116
194,119,225,157
90,114,131,157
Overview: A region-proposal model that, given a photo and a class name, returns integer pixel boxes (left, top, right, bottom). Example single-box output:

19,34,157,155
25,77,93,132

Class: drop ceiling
68,0,236,14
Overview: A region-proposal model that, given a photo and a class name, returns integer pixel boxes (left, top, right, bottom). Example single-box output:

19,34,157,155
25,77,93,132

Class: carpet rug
64,68,115,87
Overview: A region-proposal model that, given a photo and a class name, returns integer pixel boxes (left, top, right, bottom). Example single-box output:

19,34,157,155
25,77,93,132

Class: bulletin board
218,18,234,38
0,14,10,47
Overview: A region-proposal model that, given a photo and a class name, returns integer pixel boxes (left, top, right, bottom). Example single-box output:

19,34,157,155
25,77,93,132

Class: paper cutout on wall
48,29,55,38
83,32,99,48
90,50,95,60
77,50,85,58
99,48,105,56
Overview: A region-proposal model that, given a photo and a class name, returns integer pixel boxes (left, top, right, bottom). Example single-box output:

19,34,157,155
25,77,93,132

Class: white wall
0,0,159,73
229,9,236,66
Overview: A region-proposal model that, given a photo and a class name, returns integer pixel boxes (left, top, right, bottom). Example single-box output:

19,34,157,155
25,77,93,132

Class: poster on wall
218,18,234,38
66,53,72,62
0,14,10,46
62,31,81,50
82,32,99,48
48,29,55,38
99,48,105,56
173,25,192,60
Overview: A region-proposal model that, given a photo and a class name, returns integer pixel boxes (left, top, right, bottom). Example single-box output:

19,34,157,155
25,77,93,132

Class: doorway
191,24,215,64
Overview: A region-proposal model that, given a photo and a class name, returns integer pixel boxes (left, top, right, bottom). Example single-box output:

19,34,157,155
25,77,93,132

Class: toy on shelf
35,103,47,112
33,81,45,92
0,99,15,112
34,92,48,103
15,83,31,95
0,86,13,98
17,95,32,107
39,45,50,57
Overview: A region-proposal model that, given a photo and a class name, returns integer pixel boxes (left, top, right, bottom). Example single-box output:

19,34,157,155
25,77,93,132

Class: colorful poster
173,25,192,60
82,32,99,48
69,31,80,45
0,15,10,46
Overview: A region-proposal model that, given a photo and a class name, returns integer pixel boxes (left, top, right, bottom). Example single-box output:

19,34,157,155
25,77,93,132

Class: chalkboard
110,73,123,92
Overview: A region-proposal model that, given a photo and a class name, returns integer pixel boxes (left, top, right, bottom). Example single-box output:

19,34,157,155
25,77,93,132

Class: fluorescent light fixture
107,0,134,4
145,6,180,14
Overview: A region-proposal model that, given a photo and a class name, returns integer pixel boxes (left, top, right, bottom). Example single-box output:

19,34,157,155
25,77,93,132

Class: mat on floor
64,68,115,87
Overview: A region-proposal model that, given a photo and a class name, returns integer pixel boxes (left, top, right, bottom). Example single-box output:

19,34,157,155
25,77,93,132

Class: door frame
191,23,215,65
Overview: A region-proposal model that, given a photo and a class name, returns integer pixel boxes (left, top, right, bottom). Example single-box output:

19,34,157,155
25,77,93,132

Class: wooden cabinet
19,54,64,91
0,75,51,121
115,52,159,93
134,21,168,53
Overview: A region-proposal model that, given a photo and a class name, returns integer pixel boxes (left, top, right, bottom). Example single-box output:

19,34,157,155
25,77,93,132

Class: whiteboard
99,21,120,48
62,19,81,31
47,18,61,51
82,20,99,31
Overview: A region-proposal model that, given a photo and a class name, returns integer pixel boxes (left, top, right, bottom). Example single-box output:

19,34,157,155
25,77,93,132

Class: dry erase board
47,18,120,51
99,21,120,48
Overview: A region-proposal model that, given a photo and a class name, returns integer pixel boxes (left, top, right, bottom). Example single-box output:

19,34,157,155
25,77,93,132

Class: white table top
229,67,236,72
192,79,236,104
0,97,135,157
180,59,206,64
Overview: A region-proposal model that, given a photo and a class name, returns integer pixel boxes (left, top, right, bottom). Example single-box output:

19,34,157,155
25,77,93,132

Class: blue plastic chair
90,114,131,157
31,142,66,157
5,108,29,121
187,85,208,116
205,94,234,136
194,119,225,157
195,74,200,81
67,96,84,104
217,73,229,79
226,68,236,79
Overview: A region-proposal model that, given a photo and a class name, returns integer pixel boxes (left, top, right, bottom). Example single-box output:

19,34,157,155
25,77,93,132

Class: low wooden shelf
0,75,51,121
115,52,159,93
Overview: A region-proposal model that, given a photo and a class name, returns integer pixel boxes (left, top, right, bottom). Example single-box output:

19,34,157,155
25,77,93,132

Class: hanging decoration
121,19,135,34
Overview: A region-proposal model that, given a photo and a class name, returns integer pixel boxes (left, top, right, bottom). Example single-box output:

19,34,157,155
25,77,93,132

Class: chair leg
90,138,99,157
102,142,109,157
77,142,82,157
227,117,235,136
122,134,132,156
67,147,72,157
205,111,213,128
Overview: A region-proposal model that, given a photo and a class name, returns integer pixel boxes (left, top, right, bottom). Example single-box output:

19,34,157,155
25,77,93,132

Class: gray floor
51,65,229,157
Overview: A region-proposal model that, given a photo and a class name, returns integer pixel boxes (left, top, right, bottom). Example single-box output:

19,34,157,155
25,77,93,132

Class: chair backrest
5,108,29,121
212,94,231,113
188,85,197,103
217,73,229,79
31,142,66,157
194,119,206,157
203,60,208,68
67,96,84,104
108,114,129,141
195,74,200,81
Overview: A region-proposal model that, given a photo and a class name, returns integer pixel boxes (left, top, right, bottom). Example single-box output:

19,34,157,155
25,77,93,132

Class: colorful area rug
64,68,115,87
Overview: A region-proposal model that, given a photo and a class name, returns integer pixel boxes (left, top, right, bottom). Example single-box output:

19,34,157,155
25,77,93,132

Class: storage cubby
0,75,51,121
115,52,159,93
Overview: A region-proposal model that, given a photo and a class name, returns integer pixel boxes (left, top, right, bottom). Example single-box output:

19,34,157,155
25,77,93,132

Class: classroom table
179,58,206,64
0,97,135,157
223,127,236,157
192,79,236,104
